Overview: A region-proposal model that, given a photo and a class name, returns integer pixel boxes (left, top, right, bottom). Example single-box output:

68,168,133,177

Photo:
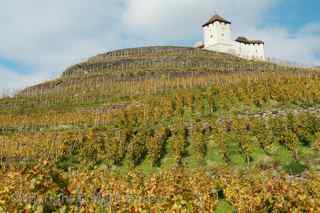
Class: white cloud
122,0,278,40
123,0,320,65
3,2,124,57
0,0,126,91
0,65,49,93
0,0,319,91
1,0,125,66
238,24,320,65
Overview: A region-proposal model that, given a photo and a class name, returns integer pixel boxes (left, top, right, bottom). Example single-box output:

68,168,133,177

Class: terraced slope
62,46,275,77
20,46,291,96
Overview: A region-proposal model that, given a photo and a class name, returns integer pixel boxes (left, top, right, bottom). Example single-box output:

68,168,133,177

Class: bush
284,161,307,175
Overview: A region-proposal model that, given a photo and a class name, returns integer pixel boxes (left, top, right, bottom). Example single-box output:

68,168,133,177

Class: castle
198,15,265,61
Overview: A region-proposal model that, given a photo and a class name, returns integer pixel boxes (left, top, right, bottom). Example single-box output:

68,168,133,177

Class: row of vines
1,109,320,169
1,162,320,212
1,71,320,132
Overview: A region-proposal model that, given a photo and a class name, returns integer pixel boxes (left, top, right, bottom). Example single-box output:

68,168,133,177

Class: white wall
235,42,265,60
206,42,237,55
203,22,232,48
258,44,265,60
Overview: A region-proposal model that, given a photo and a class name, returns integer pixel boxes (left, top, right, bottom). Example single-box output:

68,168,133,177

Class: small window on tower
211,35,213,38
222,33,224,37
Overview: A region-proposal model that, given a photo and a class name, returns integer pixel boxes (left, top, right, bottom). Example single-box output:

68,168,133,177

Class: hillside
1,47,320,212
20,46,291,96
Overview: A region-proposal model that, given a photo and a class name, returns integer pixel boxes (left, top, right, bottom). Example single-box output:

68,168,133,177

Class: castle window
222,33,224,37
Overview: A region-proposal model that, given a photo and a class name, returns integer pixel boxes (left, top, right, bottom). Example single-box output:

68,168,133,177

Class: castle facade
200,15,265,61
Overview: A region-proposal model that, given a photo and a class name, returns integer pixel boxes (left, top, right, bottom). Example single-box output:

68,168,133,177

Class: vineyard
19,46,297,97
1,47,320,212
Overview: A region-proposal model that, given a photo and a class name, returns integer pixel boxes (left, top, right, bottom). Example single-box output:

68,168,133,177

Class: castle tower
202,15,236,55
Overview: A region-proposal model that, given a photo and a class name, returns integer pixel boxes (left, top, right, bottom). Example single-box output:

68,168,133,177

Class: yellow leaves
6,172,20,179
171,132,186,165
1,165,320,212
0,187,10,195
34,205,44,213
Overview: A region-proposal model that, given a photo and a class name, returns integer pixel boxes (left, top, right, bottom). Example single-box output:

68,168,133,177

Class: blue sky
269,0,319,31
0,58,32,74
0,0,319,90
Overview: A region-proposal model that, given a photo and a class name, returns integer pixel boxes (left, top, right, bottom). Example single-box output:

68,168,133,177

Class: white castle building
199,14,265,61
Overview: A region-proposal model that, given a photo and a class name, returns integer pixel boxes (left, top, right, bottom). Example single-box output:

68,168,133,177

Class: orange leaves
221,171,320,212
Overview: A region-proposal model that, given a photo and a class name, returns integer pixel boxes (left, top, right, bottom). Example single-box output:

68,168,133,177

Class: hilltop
20,46,290,96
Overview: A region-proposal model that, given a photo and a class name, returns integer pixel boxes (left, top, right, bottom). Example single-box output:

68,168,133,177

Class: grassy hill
1,47,320,212
20,46,291,96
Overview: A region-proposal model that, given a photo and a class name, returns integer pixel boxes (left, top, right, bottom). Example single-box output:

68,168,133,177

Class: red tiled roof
202,15,231,27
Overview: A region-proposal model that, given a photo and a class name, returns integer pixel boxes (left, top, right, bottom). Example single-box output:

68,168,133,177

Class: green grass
284,160,307,175
250,145,268,162
136,157,159,175
206,141,227,167
79,136,320,176
272,143,294,166
215,200,236,213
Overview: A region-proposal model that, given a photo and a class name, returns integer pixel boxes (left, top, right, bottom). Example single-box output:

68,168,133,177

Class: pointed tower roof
202,14,231,27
